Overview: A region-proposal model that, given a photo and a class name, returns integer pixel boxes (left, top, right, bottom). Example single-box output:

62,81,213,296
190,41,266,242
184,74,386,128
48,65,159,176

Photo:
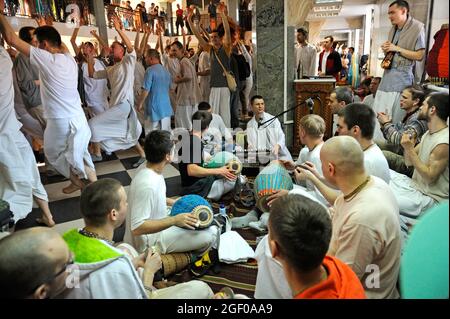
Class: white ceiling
307,0,377,20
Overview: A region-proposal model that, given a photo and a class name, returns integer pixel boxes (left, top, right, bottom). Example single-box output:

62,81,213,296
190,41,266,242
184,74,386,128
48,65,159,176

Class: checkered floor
14,148,184,242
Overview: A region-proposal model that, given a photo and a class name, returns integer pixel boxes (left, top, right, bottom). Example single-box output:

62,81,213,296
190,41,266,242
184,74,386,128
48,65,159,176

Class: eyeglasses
52,255,75,280
28,254,75,296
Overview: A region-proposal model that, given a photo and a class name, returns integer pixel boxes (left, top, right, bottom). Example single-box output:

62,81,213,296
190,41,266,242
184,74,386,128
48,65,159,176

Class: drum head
227,159,242,175
256,195,270,213
192,205,214,229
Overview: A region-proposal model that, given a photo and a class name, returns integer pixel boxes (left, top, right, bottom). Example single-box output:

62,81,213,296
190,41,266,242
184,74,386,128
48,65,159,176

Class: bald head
321,136,365,175
0,227,69,298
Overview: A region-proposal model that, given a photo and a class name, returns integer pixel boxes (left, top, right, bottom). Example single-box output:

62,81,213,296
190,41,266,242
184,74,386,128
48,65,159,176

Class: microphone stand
258,98,315,128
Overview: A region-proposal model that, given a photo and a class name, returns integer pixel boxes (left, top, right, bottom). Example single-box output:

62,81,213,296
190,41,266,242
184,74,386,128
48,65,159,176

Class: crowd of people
0,0,448,299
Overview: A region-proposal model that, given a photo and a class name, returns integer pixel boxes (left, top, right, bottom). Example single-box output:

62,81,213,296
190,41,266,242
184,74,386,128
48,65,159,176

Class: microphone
257,97,316,128
305,97,314,112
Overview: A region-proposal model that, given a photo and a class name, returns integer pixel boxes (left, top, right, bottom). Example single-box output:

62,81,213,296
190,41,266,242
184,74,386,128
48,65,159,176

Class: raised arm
134,28,141,57
90,29,109,51
140,25,150,53
0,13,31,56
111,13,133,53
186,11,211,52
70,27,81,56
218,4,232,56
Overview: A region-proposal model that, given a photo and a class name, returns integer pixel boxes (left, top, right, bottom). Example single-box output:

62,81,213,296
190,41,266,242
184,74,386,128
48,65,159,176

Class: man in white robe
87,14,143,162
0,13,97,195
246,95,292,163
0,43,54,226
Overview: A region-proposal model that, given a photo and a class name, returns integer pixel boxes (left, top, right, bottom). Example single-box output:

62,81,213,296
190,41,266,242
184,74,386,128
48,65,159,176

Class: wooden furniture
293,79,336,155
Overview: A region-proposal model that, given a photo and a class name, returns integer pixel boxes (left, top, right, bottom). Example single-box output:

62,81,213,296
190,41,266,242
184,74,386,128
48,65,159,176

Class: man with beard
389,92,449,235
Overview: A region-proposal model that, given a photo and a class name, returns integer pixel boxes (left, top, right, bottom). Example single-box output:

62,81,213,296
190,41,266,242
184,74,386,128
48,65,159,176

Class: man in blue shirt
136,49,173,134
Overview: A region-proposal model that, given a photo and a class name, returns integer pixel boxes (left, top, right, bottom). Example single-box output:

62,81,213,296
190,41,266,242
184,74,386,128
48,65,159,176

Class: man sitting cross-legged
125,130,218,258
176,111,237,200
255,136,401,299
60,178,213,299
389,92,449,235
268,114,328,207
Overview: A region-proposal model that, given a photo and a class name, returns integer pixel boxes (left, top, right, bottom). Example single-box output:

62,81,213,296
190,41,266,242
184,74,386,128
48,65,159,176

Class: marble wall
255,0,285,117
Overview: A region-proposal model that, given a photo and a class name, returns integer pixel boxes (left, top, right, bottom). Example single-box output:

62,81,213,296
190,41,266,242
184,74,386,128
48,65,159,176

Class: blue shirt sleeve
142,68,153,92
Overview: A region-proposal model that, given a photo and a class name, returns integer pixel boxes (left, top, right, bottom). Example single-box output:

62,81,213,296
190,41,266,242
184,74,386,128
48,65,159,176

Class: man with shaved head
255,136,402,299
0,227,73,298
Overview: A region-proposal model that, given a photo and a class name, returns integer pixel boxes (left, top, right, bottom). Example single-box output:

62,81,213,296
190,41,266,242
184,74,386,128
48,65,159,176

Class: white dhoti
149,280,214,299
389,170,436,234
45,115,95,179
0,130,48,221
207,179,236,201
290,185,329,207
175,104,197,131
89,100,142,153
372,91,403,142
131,224,218,255
254,235,292,299
210,87,231,128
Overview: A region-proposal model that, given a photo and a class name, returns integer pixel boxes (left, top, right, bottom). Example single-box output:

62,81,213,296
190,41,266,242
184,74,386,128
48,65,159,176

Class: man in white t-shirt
255,136,401,299
0,14,97,194
267,114,328,208
295,103,391,206
87,14,143,163
61,178,213,299
197,101,233,155
124,130,218,256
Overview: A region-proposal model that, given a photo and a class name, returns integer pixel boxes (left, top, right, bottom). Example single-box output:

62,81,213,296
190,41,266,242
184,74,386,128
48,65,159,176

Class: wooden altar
293,78,336,155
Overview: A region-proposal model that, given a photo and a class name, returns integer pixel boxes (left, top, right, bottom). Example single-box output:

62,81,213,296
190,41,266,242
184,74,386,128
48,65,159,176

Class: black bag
233,53,251,81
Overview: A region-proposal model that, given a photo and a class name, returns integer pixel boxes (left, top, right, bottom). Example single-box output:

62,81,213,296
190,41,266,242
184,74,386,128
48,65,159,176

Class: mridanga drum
203,151,242,175
169,195,214,229
253,161,294,213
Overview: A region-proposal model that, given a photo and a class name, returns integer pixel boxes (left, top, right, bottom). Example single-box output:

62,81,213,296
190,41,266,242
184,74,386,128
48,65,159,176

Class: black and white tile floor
14,148,183,242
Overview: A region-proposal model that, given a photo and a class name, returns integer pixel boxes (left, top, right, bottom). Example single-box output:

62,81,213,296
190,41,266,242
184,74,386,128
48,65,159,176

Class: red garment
426,28,449,78
294,256,366,299
176,8,184,17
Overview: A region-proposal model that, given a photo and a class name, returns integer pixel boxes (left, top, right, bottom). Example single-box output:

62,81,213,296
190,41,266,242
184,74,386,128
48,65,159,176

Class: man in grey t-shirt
372,0,425,142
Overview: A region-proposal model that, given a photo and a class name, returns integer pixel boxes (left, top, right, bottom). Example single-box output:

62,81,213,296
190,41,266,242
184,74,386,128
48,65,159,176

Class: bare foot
62,183,81,194
36,215,56,227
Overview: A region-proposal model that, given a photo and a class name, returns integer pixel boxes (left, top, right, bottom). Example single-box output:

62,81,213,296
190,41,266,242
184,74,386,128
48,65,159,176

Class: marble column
254,0,313,149
255,0,285,117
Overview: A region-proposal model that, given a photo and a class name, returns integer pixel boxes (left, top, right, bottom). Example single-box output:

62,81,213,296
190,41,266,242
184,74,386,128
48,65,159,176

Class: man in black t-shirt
178,111,236,200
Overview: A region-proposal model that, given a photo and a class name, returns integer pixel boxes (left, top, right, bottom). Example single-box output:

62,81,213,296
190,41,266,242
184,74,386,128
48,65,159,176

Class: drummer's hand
173,213,198,230
279,160,295,171
266,189,289,208
294,166,314,183
144,251,162,274
132,252,146,270
216,166,237,182
301,161,320,178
